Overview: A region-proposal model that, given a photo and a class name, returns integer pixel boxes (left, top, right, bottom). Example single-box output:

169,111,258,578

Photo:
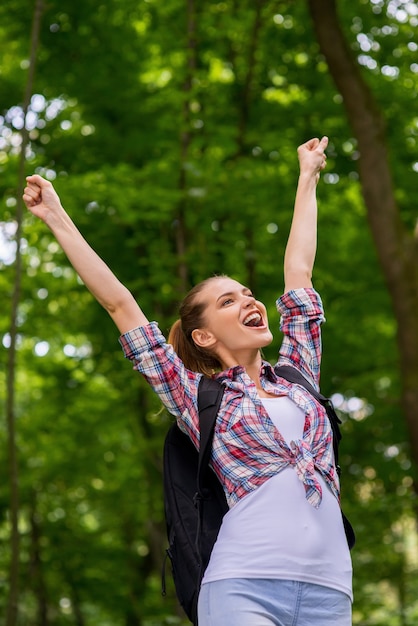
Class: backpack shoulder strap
276,365,356,549
197,376,224,495
275,364,342,475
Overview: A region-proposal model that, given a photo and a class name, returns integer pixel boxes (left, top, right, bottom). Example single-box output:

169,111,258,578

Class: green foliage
1,0,418,624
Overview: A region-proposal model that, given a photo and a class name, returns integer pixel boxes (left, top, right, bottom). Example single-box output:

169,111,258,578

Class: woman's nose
244,295,255,307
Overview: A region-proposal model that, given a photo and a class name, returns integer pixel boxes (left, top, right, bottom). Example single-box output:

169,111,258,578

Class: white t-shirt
202,395,353,600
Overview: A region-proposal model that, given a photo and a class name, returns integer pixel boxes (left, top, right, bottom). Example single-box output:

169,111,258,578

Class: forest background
1,0,418,624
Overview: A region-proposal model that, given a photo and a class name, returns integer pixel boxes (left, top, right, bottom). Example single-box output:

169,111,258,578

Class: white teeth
243,312,262,326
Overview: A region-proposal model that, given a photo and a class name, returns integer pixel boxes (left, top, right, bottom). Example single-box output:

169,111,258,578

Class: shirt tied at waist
290,439,323,508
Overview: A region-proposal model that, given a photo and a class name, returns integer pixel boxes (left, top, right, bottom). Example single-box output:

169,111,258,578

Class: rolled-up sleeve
119,322,201,444
276,288,325,390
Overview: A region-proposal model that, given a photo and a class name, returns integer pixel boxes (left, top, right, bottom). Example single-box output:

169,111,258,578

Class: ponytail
167,277,225,376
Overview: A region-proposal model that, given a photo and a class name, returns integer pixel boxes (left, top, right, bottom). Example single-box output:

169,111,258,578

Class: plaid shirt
119,288,340,509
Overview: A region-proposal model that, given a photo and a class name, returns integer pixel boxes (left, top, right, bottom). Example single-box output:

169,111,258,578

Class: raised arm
284,136,328,292
23,175,149,333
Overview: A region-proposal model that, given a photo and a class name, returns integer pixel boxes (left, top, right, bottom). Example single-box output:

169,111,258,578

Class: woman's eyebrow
216,288,251,303
216,291,234,303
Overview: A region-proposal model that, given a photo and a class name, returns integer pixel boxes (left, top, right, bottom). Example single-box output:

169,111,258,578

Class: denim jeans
198,578,352,626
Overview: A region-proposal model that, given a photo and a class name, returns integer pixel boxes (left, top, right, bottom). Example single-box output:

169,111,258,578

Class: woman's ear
191,328,217,349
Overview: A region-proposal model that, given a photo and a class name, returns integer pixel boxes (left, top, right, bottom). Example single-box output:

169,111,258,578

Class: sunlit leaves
1,0,418,623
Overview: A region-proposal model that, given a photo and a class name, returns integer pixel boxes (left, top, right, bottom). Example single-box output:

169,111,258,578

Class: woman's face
192,277,273,366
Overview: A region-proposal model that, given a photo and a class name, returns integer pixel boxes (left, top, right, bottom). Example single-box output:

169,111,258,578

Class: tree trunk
29,494,48,625
307,0,418,472
175,0,198,293
5,2,44,624
235,0,267,156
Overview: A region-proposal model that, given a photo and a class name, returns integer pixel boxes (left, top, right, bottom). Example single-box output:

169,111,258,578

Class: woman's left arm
283,136,328,292
277,289,325,389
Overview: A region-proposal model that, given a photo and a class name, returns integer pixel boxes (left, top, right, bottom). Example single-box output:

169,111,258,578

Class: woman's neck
219,351,278,397
220,350,264,387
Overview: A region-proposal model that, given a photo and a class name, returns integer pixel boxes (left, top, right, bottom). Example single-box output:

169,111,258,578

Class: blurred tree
0,0,417,624
4,1,45,625
308,0,418,500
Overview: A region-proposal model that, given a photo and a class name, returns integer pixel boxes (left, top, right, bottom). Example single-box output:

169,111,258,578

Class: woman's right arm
23,175,149,334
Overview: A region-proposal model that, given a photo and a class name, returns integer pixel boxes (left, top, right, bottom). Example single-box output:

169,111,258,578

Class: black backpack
162,366,355,625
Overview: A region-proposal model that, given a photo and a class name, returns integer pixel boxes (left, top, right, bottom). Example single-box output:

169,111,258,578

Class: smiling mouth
243,312,264,327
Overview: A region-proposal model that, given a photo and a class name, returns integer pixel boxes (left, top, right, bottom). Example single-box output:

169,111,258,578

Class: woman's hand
23,175,64,224
297,136,328,183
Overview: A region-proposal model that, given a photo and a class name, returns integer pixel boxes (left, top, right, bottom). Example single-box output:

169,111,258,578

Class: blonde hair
168,276,226,376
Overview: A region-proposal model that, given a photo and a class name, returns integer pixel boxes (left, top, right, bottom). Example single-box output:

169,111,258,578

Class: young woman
23,136,353,626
